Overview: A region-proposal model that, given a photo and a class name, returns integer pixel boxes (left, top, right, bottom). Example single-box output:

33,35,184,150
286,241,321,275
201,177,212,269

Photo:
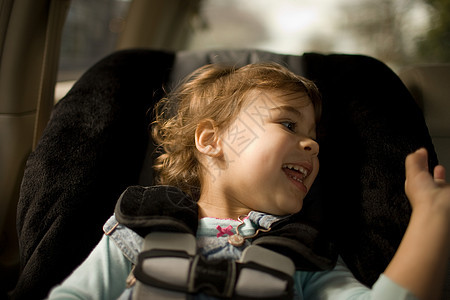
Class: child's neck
197,194,252,220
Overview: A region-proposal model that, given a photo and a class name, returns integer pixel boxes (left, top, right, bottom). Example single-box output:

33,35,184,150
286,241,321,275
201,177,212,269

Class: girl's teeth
283,164,308,177
291,175,303,183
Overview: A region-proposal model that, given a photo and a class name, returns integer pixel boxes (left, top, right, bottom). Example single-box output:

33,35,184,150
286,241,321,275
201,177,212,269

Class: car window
56,0,131,101
56,0,449,101
58,0,131,82
187,0,448,70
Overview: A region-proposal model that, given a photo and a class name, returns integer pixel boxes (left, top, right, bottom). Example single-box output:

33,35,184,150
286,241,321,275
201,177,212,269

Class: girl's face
215,89,319,216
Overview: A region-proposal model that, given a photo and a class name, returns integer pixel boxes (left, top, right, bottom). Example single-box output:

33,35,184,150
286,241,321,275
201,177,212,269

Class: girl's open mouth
282,164,310,193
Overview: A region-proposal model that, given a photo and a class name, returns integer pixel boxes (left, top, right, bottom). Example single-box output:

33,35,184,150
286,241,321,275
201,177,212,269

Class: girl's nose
300,138,319,156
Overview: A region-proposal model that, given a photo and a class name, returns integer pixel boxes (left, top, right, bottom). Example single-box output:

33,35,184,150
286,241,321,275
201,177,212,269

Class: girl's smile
282,162,313,193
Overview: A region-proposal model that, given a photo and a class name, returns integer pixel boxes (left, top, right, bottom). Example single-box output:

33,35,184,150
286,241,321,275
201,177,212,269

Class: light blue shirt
47,214,417,300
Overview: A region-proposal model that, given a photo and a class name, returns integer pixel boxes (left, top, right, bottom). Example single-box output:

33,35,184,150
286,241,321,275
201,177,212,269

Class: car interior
0,0,449,299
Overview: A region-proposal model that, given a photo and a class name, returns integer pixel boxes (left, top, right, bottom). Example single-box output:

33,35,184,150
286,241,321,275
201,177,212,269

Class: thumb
405,148,429,179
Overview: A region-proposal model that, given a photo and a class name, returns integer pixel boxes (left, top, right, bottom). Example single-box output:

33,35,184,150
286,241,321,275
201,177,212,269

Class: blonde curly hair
152,62,321,199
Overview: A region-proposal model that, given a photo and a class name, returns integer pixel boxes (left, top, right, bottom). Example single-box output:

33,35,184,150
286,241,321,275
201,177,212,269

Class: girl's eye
281,121,296,132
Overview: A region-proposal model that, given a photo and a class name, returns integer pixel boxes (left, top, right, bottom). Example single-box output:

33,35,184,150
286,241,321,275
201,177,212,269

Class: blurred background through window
57,0,449,84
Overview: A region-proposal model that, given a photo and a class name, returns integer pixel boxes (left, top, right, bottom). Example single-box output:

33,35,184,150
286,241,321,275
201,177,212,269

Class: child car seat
12,49,440,299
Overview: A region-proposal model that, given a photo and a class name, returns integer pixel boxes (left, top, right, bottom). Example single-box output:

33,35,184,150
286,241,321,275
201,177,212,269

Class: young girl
48,63,450,300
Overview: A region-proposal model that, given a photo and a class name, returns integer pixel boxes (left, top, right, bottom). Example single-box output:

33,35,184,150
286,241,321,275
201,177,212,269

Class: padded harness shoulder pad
115,185,198,236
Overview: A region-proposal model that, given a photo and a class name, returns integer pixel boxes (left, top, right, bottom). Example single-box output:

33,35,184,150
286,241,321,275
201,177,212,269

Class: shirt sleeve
296,256,418,300
47,234,132,300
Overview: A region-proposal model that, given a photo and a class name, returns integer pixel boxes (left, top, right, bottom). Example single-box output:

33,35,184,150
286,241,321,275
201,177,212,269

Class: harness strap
132,232,294,300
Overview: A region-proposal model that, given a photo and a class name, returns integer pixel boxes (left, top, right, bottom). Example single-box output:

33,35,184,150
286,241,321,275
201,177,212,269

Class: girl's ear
195,119,223,158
